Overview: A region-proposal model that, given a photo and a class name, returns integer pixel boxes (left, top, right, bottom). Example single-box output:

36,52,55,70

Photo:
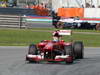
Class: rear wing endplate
59,30,72,35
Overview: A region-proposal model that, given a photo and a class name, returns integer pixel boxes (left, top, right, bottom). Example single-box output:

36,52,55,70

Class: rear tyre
73,41,84,59
64,45,73,64
96,24,100,30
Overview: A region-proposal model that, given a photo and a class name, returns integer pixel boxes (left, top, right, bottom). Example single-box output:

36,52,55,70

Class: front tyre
26,44,38,62
64,45,73,64
73,41,84,59
28,44,38,55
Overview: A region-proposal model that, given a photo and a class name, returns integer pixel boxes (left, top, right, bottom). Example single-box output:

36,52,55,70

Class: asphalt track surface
27,22,53,28
0,46,100,75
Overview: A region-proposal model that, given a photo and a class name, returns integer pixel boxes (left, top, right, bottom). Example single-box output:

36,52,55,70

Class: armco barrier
0,7,36,15
0,7,36,28
0,14,26,28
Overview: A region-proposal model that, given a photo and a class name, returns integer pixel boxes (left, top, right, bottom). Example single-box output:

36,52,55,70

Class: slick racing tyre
96,23,100,30
28,44,38,55
73,41,84,59
26,44,38,63
64,45,73,64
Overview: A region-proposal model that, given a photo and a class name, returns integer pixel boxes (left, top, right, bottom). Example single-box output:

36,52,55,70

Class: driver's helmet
52,30,61,41
52,30,60,37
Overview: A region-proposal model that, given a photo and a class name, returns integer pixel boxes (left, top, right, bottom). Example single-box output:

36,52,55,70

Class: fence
0,14,26,28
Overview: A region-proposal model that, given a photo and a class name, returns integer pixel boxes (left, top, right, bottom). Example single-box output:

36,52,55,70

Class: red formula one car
26,30,84,64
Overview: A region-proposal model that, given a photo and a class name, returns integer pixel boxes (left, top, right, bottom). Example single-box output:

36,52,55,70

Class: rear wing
59,30,72,35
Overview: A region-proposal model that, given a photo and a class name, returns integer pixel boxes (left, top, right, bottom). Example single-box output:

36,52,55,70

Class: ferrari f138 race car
26,30,84,64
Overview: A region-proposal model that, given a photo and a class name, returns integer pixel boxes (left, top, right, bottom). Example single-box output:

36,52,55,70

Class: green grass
0,29,52,46
0,28,100,47
72,33,100,47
